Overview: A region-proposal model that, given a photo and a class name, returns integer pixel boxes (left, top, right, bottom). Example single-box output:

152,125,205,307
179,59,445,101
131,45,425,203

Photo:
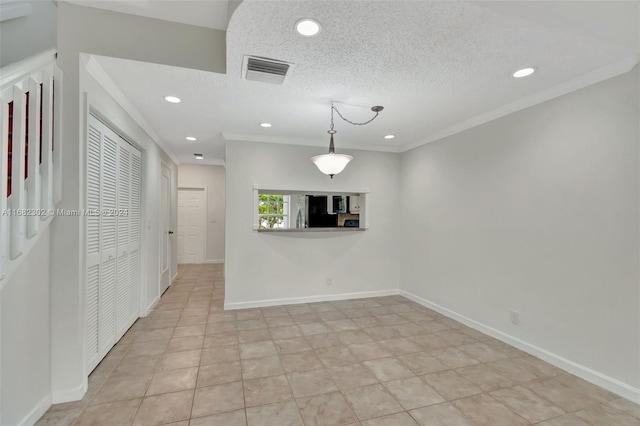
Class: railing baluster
10,85,26,260
0,93,11,282
26,77,41,238
52,67,62,204
40,70,53,216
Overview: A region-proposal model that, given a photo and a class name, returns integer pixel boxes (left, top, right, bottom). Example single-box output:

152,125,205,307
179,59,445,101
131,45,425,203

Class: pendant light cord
330,105,336,132
331,103,382,127
326,102,384,154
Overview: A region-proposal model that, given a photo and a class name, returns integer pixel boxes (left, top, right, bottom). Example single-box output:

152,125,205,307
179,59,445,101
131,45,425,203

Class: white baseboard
17,394,51,426
171,272,179,282
177,259,224,265
399,290,640,404
143,294,161,317
224,289,400,310
51,378,87,404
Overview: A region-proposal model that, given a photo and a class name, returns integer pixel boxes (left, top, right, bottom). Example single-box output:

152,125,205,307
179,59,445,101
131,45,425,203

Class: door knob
168,231,174,235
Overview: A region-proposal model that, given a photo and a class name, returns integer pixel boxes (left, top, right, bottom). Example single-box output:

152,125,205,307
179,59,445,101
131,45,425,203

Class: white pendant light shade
311,103,382,178
311,153,353,178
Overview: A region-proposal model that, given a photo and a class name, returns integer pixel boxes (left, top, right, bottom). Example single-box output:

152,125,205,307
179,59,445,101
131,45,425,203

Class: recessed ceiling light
194,153,203,160
186,136,197,141
164,96,181,103
260,122,272,128
513,67,536,78
295,18,321,37
384,135,395,139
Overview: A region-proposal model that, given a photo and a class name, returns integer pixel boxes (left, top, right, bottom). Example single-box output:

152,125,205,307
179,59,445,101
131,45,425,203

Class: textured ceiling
93,0,639,164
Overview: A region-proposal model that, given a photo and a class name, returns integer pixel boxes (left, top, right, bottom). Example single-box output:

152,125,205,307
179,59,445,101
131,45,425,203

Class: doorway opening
176,164,226,269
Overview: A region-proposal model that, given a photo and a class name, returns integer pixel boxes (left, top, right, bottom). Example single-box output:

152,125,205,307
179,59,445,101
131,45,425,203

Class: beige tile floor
37,264,640,426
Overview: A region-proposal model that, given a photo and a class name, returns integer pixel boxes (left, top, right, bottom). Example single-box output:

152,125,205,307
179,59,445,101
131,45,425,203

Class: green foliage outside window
258,194,286,229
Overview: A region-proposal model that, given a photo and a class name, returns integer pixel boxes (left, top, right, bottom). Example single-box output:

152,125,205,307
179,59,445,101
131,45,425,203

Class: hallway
37,264,639,426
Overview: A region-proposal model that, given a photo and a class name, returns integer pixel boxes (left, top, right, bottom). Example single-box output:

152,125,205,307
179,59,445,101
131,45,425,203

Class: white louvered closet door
99,126,119,355
86,115,103,370
116,139,131,339
129,148,142,322
86,115,142,372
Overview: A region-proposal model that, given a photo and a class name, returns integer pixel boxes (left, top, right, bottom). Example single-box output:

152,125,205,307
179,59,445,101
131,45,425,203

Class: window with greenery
258,194,290,229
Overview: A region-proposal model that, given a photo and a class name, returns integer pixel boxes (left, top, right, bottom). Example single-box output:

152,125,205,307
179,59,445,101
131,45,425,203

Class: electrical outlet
326,277,332,286
510,310,519,325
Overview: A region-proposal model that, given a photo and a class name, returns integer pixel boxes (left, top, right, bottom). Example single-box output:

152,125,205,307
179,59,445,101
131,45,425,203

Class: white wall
0,228,51,426
0,4,56,423
400,68,640,399
0,0,57,68
178,164,226,263
225,141,401,307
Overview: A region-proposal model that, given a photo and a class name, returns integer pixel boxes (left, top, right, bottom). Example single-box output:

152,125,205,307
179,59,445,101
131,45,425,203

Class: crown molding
221,133,402,153
400,54,640,152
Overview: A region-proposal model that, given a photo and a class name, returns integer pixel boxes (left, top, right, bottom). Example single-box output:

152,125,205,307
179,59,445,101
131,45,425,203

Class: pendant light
311,103,384,178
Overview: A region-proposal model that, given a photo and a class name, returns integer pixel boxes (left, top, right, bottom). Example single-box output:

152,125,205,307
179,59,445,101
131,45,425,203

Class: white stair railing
0,48,62,287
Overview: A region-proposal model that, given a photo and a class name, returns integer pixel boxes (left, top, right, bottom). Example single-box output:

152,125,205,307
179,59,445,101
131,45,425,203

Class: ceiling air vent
243,56,292,85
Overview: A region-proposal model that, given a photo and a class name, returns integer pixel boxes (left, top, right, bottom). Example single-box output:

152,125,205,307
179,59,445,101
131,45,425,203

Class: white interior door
85,116,102,370
177,188,206,264
160,163,171,294
115,140,131,338
99,126,118,355
128,149,142,323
